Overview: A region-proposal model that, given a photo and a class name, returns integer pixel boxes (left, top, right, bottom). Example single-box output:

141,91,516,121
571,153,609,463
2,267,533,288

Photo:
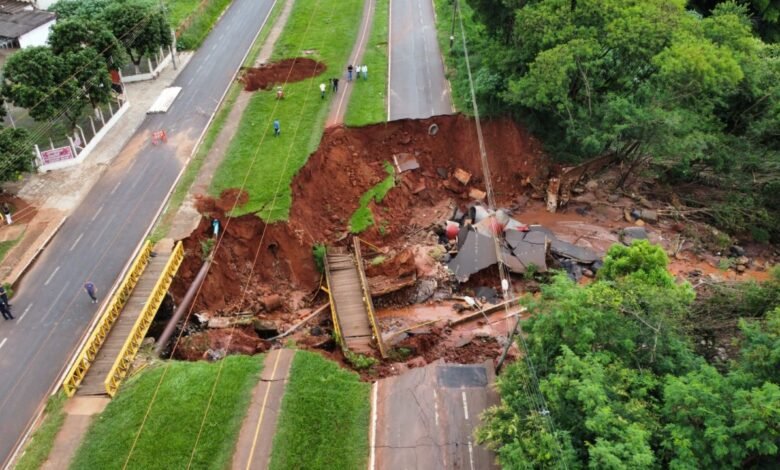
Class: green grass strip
344,0,389,126
209,0,364,221
0,231,23,263
432,0,475,113
168,0,235,50
269,351,370,470
70,356,263,470
14,393,67,470
349,161,395,233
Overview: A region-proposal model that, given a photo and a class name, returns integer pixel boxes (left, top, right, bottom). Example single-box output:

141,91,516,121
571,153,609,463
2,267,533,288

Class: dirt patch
241,58,327,91
174,326,270,361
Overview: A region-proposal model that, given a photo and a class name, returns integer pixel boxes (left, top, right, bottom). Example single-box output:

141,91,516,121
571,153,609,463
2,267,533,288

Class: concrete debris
453,168,472,185
469,188,487,201
205,348,226,361
253,319,279,338
444,203,601,281
393,153,420,173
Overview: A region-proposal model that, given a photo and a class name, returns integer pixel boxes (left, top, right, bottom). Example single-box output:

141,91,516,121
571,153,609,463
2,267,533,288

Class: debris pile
441,200,603,282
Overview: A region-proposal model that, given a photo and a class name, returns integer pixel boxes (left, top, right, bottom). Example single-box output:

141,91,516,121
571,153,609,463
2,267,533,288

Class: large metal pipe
155,256,212,356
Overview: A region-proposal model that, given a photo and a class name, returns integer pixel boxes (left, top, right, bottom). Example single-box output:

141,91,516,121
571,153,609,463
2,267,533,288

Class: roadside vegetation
436,0,780,242
477,241,780,468
14,393,67,470
209,0,364,220
269,351,370,470
349,162,395,233
167,0,235,49
344,0,390,126
70,356,262,470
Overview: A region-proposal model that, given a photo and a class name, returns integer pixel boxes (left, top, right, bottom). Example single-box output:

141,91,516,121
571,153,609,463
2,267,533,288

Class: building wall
18,19,55,48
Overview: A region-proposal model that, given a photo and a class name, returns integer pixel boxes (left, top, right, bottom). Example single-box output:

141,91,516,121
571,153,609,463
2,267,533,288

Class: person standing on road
273,119,281,137
320,82,326,99
362,64,368,80
2,203,11,225
84,282,98,304
333,78,339,92
347,64,354,81
0,285,10,310
0,301,12,320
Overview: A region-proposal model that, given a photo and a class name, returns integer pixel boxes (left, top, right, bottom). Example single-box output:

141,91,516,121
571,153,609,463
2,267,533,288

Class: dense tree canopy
49,18,129,69
477,242,780,468
451,0,780,239
0,127,35,181
1,47,112,129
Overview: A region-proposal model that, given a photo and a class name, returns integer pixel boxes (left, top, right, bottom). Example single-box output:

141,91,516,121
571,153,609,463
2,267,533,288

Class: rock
582,268,595,278
621,226,648,245
413,278,437,303
736,264,747,273
624,209,634,222
399,134,411,144
253,319,279,339
204,348,226,361
572,186,586,194
631,208,642,220
469,188,487,200
310,326,323,336
455,337,473,348
730,245,746,257
640,209,658,223
736,256,750,266
260,294,283,311
407,357,427,368
436,167,448,179
453,168,472,185
635,219,645,226
585,180,599,191
142,337,156,348
639,197,654,209
208,317,232,329
607,194,620,203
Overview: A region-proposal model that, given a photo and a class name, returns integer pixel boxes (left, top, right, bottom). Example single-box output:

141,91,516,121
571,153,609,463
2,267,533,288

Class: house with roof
0,0,55,49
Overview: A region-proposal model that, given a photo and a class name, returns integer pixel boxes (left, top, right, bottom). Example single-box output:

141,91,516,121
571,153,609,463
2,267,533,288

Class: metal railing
353,238,386,358
322,251,344,350
103,241,184,397
62,241,153,397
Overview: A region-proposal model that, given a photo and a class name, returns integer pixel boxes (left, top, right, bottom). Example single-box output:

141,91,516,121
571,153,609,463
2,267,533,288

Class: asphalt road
0,0,276,465
374,361,499,469
388,0,452,120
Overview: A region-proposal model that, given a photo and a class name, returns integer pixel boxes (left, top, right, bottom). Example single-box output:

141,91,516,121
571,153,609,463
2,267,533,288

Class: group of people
347,64,368,81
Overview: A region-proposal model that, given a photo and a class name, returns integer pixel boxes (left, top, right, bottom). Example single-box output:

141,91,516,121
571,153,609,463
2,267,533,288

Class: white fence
35,96,130,172
121,47,175,83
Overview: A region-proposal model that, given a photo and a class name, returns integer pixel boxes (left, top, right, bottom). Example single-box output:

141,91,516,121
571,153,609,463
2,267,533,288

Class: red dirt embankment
241,58,326,91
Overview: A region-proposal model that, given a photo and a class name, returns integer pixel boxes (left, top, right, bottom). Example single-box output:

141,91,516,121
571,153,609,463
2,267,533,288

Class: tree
49,18,129,69
0,127,35,182
1,47,112,129
102,1,172,68
49,0,115,20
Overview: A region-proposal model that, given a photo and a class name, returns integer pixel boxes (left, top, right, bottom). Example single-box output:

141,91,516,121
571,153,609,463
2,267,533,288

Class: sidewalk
231,349,295,470
0,53,193,286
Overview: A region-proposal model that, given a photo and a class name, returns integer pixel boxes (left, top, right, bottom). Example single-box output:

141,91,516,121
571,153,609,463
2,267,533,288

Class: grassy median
209,0,364,221
344,0,389,126
166,0,235,49
269,351,370,470
14,393,66,470
70,356,262,470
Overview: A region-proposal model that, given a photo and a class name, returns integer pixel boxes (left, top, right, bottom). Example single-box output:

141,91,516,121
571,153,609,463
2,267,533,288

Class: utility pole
449,0,457,52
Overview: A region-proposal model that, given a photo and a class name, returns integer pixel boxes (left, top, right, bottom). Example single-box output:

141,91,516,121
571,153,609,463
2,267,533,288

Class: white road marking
44,266,60,286
41,283,69,324
69,233,84,251
110,181,121,194
433,389,440,426
0,337,6,350
17,304,32,324
91,204,103,221
462,391,469,420
369,382,378,470
467,440,475,470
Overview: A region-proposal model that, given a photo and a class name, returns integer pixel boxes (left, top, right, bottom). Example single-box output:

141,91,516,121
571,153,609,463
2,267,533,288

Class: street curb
7,216,68,289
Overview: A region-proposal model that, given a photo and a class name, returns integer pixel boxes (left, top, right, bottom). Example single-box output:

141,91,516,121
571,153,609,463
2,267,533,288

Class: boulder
260,294,283,312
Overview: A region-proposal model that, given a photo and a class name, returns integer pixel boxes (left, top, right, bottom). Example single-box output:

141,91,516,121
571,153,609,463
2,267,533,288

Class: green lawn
209,0,364,221
432,0,475,113
0,233,22,264
14,393,66,470
70,356,263,470
269,351,370,470
166,0,235,49
344,0,389,126
349,161,395,233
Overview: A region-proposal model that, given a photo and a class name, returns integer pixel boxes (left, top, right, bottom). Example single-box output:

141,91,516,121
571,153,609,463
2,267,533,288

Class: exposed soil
166,113,777,376
240,58,327,91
